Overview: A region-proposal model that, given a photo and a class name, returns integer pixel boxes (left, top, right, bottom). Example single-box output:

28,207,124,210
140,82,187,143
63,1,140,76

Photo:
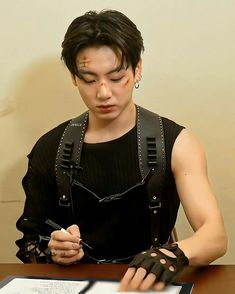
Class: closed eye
84,80,95,84
82,79,96,84
110,77,124,82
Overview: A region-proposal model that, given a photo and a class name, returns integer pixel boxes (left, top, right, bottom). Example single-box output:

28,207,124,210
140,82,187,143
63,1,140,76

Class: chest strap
55,105,166,247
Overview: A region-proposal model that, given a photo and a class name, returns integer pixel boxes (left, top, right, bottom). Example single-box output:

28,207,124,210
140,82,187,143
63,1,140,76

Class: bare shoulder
171,128,208,175
171,129,220,230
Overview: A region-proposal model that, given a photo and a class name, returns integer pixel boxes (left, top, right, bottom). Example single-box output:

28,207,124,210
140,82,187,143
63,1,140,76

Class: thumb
67,224,81,237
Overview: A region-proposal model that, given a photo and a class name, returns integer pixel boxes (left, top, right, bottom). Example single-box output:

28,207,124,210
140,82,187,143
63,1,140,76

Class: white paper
0,278,88,294
0,278,182,294
87,281,182,293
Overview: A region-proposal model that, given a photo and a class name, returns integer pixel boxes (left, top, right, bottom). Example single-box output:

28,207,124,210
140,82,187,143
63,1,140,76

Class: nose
97,82,112,100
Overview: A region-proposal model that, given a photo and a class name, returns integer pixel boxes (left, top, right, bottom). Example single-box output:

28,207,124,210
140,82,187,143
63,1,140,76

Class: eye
84,79,96,84
80,78,96,84
110,77,124,82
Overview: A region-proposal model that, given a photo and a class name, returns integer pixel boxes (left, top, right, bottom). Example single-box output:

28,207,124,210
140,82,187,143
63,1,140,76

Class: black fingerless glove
129,243,189,284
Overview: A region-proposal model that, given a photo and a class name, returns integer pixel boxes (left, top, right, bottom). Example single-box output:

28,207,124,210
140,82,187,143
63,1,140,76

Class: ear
134,59,142,82
70,73,77,86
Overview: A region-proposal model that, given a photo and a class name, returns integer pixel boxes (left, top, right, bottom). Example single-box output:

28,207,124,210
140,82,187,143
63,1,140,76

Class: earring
135,81,140,89
135,74,142,89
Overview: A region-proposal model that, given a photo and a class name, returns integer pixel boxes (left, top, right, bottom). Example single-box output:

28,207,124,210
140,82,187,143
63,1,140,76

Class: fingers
128,268,147,290
119,267,166,292
48,224,84,265
49,240,84,265
51,249,84,265
49,238,81,251
119,268,136,291
153,281,166,291
50,230,80,243
51,248,80,258
139,273,157,291
67,224,81,237
120,267,156,292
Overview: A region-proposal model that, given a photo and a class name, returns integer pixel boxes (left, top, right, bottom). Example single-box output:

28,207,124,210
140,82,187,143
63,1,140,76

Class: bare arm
172,129,227,265
120,128,227,291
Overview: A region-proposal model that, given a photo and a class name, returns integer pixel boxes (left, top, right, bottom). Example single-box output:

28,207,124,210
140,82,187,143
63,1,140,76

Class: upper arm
171,129,223,231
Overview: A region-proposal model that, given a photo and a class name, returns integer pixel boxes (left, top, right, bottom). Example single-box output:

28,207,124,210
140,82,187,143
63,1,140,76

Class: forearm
177,221,227,266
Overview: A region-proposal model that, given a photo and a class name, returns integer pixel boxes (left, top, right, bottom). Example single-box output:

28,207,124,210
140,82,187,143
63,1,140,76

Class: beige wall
0,0,234,263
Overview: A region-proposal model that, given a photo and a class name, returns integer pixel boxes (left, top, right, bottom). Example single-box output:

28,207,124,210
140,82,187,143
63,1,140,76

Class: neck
85,102,136,143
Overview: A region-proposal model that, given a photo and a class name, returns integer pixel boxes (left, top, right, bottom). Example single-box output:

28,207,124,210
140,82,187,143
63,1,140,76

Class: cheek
77,87,94,105
114,78,134,98
120,77,133,89
77,84,93,97
124,78,130,87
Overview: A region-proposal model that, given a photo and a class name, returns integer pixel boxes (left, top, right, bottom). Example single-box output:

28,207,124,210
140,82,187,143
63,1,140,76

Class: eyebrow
78,66,126,76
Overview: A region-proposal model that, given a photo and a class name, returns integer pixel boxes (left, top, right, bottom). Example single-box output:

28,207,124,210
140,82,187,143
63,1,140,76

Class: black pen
46,219,93,250
78,280,95,294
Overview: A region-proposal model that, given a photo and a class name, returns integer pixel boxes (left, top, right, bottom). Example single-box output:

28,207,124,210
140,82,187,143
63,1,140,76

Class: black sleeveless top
16,114,184,263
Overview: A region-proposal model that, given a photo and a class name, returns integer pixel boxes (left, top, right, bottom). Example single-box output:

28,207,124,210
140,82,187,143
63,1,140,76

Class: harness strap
55,111,88,207
137,106,166,247
55,105,166,247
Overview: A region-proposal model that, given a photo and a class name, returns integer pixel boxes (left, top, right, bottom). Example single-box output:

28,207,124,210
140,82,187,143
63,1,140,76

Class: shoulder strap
136,106,166,179
55,106,166,247
55,111,88,208
137,106,166,247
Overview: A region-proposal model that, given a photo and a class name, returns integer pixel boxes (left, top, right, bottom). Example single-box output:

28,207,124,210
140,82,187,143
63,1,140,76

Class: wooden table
0,264,234,293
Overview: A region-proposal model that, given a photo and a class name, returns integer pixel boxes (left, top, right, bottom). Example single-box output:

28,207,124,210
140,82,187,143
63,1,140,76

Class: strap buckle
59,194,71,207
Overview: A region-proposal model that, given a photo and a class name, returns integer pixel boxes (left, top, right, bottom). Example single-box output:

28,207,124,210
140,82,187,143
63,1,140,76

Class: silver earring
135,74,142,89
135,81,140,89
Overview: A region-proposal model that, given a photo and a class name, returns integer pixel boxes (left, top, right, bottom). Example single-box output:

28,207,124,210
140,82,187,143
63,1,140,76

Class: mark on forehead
78,57,90,68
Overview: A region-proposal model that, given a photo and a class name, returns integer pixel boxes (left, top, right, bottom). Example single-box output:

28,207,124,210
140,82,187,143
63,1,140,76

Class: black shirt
16,114,184,262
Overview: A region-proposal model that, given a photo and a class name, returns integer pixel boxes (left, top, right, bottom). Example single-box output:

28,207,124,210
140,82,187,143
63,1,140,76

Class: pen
46,219,93,250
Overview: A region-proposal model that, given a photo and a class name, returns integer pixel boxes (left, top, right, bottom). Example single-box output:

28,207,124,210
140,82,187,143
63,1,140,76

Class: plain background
0,0,234,264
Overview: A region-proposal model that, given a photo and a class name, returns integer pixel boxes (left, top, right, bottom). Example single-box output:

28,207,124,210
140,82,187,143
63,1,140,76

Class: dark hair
61,9,144,76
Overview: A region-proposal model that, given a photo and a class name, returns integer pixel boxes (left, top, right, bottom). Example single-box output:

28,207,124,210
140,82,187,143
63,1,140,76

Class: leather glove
129,243,189,285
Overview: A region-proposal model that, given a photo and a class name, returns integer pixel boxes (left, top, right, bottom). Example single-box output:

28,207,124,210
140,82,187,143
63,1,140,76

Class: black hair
61,9,144,77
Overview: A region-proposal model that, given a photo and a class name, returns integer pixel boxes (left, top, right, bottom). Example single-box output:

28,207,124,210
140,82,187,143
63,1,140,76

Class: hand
48,224,84,265
119,243,188,292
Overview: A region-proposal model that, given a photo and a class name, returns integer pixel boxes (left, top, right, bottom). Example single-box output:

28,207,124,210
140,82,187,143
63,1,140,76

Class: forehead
76,46,122,71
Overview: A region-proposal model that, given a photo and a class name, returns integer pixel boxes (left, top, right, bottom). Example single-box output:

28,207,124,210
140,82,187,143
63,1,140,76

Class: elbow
208,218,228,262
194,230,228,266
206,231,228,265
217,232,228,258
215,222,228,258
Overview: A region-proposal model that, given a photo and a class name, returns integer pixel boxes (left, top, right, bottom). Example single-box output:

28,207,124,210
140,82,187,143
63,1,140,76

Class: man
16,10,227,291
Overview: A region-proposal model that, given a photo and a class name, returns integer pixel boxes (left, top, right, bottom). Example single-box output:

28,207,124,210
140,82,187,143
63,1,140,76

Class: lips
97,105,115,113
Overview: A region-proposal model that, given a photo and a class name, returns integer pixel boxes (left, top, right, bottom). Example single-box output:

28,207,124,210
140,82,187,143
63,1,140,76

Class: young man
16,10,227,291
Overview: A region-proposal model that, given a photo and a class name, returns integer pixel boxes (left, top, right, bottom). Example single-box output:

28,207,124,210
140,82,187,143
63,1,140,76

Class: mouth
97,105,116,113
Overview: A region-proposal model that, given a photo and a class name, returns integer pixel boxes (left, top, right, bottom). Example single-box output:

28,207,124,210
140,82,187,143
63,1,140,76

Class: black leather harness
55,105,166,248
